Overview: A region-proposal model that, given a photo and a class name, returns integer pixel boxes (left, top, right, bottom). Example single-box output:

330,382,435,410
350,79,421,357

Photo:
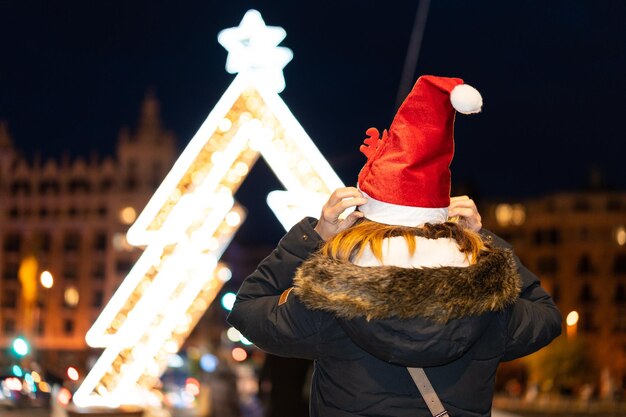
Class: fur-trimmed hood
293,247,521,324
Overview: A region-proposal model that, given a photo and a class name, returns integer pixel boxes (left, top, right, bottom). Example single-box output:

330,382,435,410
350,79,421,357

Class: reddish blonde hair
320,218,488,264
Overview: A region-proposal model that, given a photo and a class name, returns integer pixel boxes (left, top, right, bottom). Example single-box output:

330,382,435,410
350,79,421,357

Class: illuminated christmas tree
74,9,344,408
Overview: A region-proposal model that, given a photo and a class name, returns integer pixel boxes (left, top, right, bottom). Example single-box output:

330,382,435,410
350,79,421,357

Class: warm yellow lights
40,270,54,289
231,347,248,362
216,265,232,282
225,211,242,227
39,381,51,393
566,310,579,339
226,327,242,342
112,233,134,252
616,225,626,246
75,9,344,408
64,286,80,307
31,371,42,383
164,340,179,354
67,367,80,382
218,9,293,93
566,311,579,326
119,206,137,225
218,118,233,132
495,203,525,227
511,204,526,225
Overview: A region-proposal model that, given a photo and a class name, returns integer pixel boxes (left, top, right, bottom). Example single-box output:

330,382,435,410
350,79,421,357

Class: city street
0,407,525,417
0,408,49,417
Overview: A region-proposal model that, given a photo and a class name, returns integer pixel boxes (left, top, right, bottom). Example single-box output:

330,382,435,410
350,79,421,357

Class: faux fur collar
293,247,521,324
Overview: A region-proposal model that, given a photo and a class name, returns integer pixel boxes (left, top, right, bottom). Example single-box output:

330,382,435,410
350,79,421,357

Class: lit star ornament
218,9,293,93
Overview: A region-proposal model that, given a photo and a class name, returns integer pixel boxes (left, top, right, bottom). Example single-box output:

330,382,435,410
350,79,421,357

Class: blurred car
0,385,15,409
0,367,53,409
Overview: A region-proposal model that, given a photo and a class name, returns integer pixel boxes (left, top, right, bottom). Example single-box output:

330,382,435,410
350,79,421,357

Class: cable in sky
395,0,431,111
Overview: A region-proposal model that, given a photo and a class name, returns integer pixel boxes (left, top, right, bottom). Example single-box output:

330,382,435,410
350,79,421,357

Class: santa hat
357,75,482,227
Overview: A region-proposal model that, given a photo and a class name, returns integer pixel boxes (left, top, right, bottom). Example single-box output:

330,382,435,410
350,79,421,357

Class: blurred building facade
0,92,176,372
482,191,626,387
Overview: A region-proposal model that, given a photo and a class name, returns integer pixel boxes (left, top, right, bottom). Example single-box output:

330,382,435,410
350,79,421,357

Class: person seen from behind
228,75,562,416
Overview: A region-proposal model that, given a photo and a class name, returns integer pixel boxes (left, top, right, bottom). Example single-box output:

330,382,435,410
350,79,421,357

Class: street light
11,336,30,357
566,310,579,339
40,270,54,289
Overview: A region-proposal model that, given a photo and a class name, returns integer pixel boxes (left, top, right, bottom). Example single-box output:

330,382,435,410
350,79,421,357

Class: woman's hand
448,195,482,232
314,187,368,241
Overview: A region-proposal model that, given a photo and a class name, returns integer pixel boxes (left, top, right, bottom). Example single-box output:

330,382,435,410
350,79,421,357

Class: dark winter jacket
227,217,562,417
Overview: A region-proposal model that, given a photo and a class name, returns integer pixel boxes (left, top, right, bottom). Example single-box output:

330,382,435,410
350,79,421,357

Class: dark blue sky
1,1,625,204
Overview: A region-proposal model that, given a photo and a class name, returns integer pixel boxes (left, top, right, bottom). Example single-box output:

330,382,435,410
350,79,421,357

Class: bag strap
407,367,449,417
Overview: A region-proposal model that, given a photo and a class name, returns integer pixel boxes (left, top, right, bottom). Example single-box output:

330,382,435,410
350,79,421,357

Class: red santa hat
357,75,482,227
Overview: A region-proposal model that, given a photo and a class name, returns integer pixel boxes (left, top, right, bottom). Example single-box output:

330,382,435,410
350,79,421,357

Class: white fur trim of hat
358,189,448,227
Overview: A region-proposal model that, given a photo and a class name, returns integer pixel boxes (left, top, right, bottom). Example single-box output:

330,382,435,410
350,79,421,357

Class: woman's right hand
314,187,368,241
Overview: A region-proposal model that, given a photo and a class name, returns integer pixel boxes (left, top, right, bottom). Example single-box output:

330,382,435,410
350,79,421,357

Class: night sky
1,1,625,240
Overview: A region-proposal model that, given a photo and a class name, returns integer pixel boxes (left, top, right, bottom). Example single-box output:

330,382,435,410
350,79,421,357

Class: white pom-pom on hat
450,84,483,114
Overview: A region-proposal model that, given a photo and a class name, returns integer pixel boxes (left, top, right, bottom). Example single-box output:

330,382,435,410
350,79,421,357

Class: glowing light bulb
218,118,233,132
566,311,579,326
40,271,54,288
225,211,241,227
119,207,137,225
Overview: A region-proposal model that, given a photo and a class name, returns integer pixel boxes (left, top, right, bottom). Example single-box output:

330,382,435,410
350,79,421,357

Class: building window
580,310,597,333
8,207,18,218
616,307,626,333
37,319,45,336
607,198,622,212
100,178,114,192
36,232,52,252
37,293,46,310
3,319,15,335
38,207,50,218
10,180,31,195
124,177,138,191
115,259,134,276
577,254,595,275
125,159,138,190
93,232,107,252
533,228,561,246
579,284,595,303
573,198,591,212
3,262,19,280
615,285,626,304
151,161,164,188
68,178,91,194
579,227,590,241
92,290,104,308
93,262,106,280
97,206,108,218
537,256,559,275
63,319,74,336
63,262,78,280
39,180,60,195
614,254,626,275
551,284,560,303
2,290,17,309
63,232,81,252
3,233,21,252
